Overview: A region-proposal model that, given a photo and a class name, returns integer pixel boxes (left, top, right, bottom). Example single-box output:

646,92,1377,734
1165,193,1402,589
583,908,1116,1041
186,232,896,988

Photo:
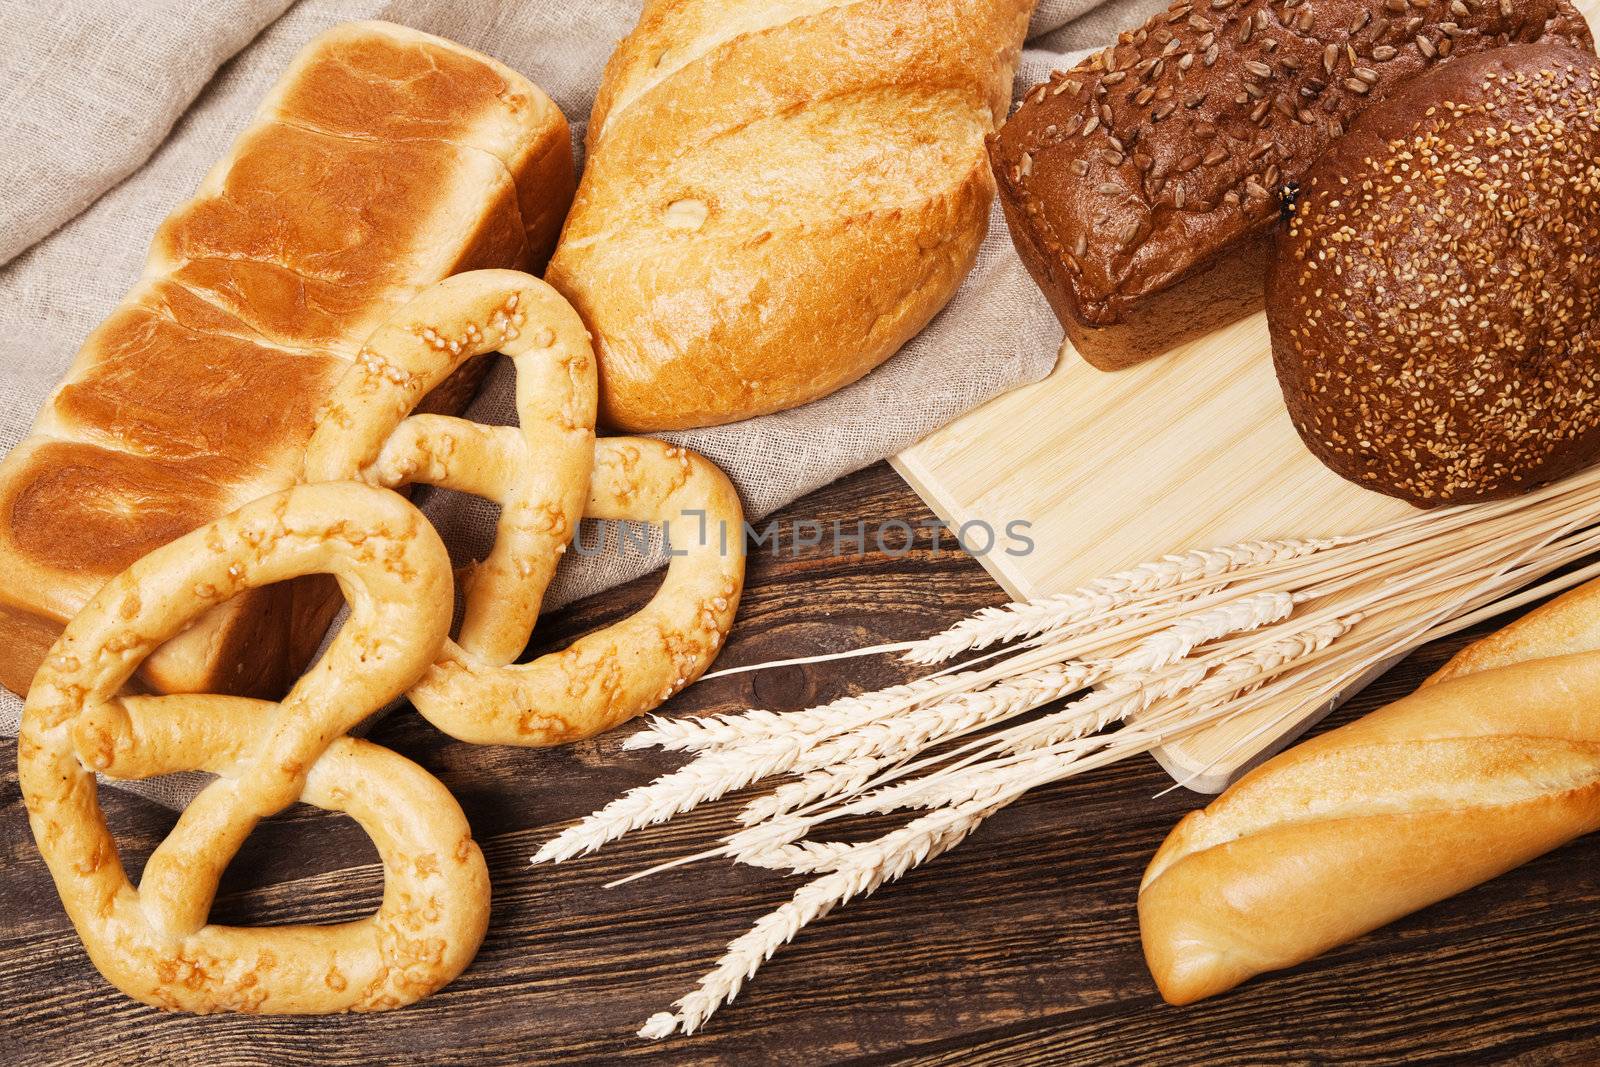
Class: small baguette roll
1138,591,1600,1005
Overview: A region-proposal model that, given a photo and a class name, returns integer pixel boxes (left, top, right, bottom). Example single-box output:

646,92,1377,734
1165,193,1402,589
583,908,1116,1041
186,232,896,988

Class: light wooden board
895,310,1420,793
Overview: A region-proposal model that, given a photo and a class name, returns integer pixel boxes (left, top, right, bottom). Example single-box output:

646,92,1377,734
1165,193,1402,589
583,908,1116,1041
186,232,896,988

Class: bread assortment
10,0,1600,1034
17,266,746,1011
1139,576,1600,1005
545,0,1033,430
1269,43,1600,505
0,21,574,701
5,19,754,1014
989,0,1593,369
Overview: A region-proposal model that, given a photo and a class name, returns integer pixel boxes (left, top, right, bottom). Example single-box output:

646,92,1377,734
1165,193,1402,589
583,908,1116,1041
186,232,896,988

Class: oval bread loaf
546,0,1034,431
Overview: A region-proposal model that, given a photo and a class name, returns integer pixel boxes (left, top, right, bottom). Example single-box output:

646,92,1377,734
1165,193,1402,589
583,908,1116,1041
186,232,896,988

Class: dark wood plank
2,461,1597,1066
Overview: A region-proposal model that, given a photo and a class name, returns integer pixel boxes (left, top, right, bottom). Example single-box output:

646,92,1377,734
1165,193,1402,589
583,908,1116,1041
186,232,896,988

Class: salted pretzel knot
17,483,490,1013
306,269,745,746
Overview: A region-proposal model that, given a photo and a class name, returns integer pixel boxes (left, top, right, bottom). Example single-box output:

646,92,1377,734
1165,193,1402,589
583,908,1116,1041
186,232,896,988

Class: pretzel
306,269,745,746
17,483,490,1013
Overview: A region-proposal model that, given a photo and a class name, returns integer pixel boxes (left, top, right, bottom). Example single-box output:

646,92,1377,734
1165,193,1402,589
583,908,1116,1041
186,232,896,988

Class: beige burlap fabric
0,0,1165,801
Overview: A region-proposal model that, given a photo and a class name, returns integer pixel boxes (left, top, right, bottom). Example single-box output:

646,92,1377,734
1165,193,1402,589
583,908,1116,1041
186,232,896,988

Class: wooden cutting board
894,310,1417,793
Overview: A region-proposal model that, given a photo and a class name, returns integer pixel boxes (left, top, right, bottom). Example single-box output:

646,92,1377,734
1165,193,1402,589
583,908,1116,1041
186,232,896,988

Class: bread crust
0,21,575,699
1268,43,1600,506
1139,580,1600,1005
546,0,1033,431
990,0,1594,368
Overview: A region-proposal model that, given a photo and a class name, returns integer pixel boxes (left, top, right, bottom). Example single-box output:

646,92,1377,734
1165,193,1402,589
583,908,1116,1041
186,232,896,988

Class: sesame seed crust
990,0,1593,330
1267,43,1600,507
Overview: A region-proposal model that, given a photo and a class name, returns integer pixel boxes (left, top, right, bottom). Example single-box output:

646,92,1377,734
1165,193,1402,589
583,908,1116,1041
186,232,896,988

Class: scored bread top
1268,42,1600,506
1142,651,1600,891
547,0,1033,431
0,21,573,697
990,0,1593,329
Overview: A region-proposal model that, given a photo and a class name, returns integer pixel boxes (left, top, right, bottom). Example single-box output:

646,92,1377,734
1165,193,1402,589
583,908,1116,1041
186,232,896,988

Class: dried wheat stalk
533,464,1600,1039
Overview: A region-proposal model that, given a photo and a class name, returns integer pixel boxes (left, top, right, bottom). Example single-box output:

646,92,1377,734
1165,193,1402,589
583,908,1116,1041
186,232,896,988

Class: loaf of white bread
1139,582,1600,1005
0,22,573,699
546,0,1035,431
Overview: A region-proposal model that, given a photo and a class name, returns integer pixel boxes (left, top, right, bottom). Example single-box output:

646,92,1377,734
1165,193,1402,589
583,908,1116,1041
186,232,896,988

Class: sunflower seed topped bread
0,21,575,699
1268,42,1600,506
546,0,1034,432
989,0,1593,370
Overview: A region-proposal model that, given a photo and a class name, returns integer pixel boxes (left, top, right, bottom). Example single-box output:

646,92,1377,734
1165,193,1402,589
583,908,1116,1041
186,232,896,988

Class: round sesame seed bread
1267,42,1600,507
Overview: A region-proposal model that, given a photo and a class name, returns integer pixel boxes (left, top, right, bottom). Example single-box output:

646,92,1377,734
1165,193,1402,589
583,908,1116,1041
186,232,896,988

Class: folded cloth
0,0,1159,802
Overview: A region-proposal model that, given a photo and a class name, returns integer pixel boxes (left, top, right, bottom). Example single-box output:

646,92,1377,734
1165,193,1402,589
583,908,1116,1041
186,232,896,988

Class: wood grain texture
3,463,1598,1065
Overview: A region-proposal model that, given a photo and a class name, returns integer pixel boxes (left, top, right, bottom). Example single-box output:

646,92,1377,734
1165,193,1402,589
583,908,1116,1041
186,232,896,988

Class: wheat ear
636,799,1000,1039
903,539,1331,664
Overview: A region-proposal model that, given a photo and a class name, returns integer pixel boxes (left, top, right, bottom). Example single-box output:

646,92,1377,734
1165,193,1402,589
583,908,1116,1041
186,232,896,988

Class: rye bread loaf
988,0,1594,370
1268,42,1600,506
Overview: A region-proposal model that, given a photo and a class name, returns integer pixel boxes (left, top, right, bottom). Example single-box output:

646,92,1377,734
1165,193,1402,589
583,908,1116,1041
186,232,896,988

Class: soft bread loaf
545,0,1034,431
0,21,574,699
989,0,1594,370
1138,588,1600,1005
1268,43,1600,506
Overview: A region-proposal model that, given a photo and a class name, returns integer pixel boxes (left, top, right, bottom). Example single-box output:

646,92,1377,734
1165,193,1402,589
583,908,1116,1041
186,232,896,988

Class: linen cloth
0,0,1166,795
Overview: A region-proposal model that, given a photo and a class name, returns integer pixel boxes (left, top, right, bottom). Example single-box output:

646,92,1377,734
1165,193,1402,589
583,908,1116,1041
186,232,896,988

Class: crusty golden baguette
0,21,574,700
545,0,1035,432
1138,584,1600,1006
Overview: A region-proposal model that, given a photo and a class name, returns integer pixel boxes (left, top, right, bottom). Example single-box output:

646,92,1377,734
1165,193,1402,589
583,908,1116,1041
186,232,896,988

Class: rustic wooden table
3,462,1597,1065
